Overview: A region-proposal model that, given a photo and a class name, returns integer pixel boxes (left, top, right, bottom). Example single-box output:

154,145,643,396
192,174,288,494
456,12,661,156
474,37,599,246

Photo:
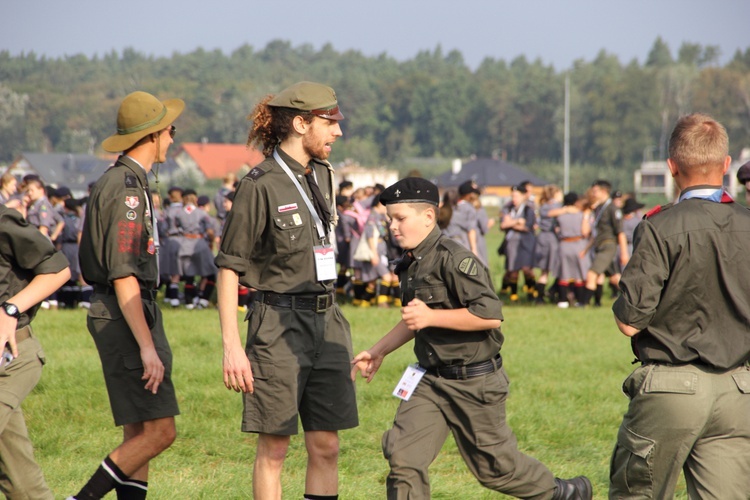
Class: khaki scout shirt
398,225,504,369
216,148,336,294
0,205,69,328
613,192,750,369
80,156,158,289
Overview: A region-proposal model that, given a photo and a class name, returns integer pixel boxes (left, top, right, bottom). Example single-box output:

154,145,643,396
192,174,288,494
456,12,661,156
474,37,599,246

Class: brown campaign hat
102,91,185,153
268,81,344,120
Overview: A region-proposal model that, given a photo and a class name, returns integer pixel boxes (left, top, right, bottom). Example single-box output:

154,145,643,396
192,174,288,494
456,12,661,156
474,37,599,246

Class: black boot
552,476,592,500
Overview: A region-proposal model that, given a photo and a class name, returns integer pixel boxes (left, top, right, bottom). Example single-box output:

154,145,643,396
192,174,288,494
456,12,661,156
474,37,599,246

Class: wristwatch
1,302,21,319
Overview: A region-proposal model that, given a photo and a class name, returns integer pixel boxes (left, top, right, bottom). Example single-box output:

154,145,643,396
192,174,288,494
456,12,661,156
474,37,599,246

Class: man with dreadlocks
215,82,358,500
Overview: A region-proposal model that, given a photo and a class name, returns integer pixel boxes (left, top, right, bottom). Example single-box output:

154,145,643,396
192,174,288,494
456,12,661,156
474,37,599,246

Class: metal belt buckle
315,294,329,313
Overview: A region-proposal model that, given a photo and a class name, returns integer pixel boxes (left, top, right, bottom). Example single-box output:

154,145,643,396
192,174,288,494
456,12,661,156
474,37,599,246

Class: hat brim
101,98,185,153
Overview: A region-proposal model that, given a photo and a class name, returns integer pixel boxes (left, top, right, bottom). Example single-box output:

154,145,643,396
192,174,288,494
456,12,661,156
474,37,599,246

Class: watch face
4,303,18,318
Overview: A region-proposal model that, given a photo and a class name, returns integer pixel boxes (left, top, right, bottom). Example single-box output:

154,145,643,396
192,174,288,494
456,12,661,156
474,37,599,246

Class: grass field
23,230,689,499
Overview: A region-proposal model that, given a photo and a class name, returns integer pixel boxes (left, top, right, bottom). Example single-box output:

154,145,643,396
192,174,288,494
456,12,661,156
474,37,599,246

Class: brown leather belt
182,233,203,239
15,325,31,342
422,354,503,380
255,291,335,313
561,236,584,242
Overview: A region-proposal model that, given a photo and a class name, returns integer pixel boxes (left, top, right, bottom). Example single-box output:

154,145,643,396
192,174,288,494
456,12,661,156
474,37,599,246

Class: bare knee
306,431,340,464
257,434,291,465
141,417,176,454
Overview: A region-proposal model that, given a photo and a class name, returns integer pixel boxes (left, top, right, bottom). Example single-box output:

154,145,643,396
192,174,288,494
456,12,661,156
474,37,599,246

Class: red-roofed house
173,143,264,182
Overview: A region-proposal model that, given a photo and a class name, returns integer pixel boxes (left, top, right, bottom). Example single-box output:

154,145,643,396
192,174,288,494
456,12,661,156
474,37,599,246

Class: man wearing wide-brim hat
216,81,357,499
72,91,183,500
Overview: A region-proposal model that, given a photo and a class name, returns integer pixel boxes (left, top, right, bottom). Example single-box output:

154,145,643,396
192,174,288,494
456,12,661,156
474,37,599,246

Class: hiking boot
552,476,592,500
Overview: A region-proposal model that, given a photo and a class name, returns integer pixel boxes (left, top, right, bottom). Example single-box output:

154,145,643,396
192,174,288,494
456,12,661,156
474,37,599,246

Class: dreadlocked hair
247,95,315,157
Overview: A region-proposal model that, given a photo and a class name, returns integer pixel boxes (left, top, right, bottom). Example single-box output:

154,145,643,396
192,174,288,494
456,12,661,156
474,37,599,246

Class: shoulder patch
644,203,672,219
246,167,266,181
124,173,138,188
458,257,478,276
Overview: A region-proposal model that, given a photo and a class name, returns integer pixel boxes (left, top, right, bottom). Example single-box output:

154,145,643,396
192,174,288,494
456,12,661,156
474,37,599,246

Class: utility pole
564,72,570,194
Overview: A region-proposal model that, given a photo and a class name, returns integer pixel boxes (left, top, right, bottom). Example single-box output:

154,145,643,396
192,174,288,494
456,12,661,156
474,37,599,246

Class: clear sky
3,0,749,70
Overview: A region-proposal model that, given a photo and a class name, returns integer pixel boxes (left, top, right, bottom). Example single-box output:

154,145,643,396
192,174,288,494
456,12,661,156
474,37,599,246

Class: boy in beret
352,177,592,499
216,81,357,499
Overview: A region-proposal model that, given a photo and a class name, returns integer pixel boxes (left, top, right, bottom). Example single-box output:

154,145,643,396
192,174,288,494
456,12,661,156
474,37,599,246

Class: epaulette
124,172,138,188
643,203,672,219
246,166,267,181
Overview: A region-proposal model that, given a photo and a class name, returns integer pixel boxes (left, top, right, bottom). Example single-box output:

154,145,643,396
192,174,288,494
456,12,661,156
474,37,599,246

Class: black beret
197,195,210,206
380,177,439,206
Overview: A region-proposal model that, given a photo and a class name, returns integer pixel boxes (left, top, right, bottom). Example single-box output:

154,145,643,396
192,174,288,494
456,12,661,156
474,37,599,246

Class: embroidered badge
458,257,478,276
124,174,137,188
278,203,298,213
248,167,266,180
126,210,137,221
147,237,156,255
394,189,401,198
292,213,303,226
184,205,194,214
125,196,139,209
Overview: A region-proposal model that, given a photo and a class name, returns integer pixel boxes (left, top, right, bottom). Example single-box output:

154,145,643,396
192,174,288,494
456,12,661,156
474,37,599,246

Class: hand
223,348,254,393
401,298,433,331
0,313,19,358
140,346,165,394
351,350,384,383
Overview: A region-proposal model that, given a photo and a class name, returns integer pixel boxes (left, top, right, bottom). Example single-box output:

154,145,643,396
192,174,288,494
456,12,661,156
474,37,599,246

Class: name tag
392,364,426,401
313,245,337,282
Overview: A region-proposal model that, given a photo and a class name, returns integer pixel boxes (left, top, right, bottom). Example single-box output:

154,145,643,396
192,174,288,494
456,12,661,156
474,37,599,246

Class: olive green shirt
0,205,69,328
80,156,158,288
593,199,623,247
398,225,504,368
613,191,750,369
215,148,336,294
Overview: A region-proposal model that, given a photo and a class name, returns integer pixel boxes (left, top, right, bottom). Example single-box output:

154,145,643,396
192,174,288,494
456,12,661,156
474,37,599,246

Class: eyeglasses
168,125,176,139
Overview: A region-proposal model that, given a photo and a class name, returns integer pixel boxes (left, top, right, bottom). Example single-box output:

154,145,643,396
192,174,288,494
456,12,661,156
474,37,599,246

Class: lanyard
273,149,327,242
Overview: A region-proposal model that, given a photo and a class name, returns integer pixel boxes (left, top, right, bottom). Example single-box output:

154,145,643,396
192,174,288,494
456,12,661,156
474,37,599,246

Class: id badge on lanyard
313,245,337,281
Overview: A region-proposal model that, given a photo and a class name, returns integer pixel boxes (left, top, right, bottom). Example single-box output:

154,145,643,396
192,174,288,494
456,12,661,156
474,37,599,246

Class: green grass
24,229,689,498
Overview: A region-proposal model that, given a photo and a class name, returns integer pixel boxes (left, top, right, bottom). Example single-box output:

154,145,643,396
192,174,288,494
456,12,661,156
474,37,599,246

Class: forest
1,37,749,192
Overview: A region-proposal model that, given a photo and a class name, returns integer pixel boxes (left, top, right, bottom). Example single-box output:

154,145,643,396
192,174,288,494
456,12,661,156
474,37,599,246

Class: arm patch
458,257,478,276
247,167,266,180
124,173,138,188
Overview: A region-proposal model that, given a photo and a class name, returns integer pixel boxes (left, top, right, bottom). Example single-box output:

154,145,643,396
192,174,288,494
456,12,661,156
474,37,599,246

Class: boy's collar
409,225,442,261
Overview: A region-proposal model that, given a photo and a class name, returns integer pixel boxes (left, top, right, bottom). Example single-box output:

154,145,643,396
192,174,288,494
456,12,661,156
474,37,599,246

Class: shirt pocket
272,213,306,254
414,285,448,308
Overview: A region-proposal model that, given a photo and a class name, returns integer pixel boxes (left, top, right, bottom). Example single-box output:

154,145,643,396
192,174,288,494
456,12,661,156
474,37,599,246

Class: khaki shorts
590,241,617,275
87,292,179,426
241,301,358,435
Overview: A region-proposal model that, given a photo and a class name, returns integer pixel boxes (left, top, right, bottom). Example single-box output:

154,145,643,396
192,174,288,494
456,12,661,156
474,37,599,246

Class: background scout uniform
0,204,68,499
80,156,179,426
216,148,358,435
611,187,750,497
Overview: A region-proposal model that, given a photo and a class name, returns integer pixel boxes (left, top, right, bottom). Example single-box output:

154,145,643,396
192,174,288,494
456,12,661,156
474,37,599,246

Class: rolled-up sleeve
612,220,668,329
215,178,266,276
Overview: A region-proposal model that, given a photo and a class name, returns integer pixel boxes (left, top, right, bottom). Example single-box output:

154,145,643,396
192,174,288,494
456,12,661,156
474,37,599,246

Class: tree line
1,37,749,193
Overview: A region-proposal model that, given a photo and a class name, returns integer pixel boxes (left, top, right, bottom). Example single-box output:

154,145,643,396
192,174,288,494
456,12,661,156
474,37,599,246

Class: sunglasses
168,125,176,139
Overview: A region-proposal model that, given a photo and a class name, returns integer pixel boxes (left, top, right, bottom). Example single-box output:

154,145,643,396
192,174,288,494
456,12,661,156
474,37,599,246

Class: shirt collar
410,225,442,262
118,155,149,186
276,147,308,175
677,185,732,204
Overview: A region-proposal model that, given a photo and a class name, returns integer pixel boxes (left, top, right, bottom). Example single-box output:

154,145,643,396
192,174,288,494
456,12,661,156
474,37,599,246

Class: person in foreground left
352,177,592,499
71,90,184,500
0,203,70,499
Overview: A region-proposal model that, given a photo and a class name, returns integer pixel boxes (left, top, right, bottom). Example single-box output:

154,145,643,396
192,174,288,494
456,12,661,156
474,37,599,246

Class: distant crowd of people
0,170,243,310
